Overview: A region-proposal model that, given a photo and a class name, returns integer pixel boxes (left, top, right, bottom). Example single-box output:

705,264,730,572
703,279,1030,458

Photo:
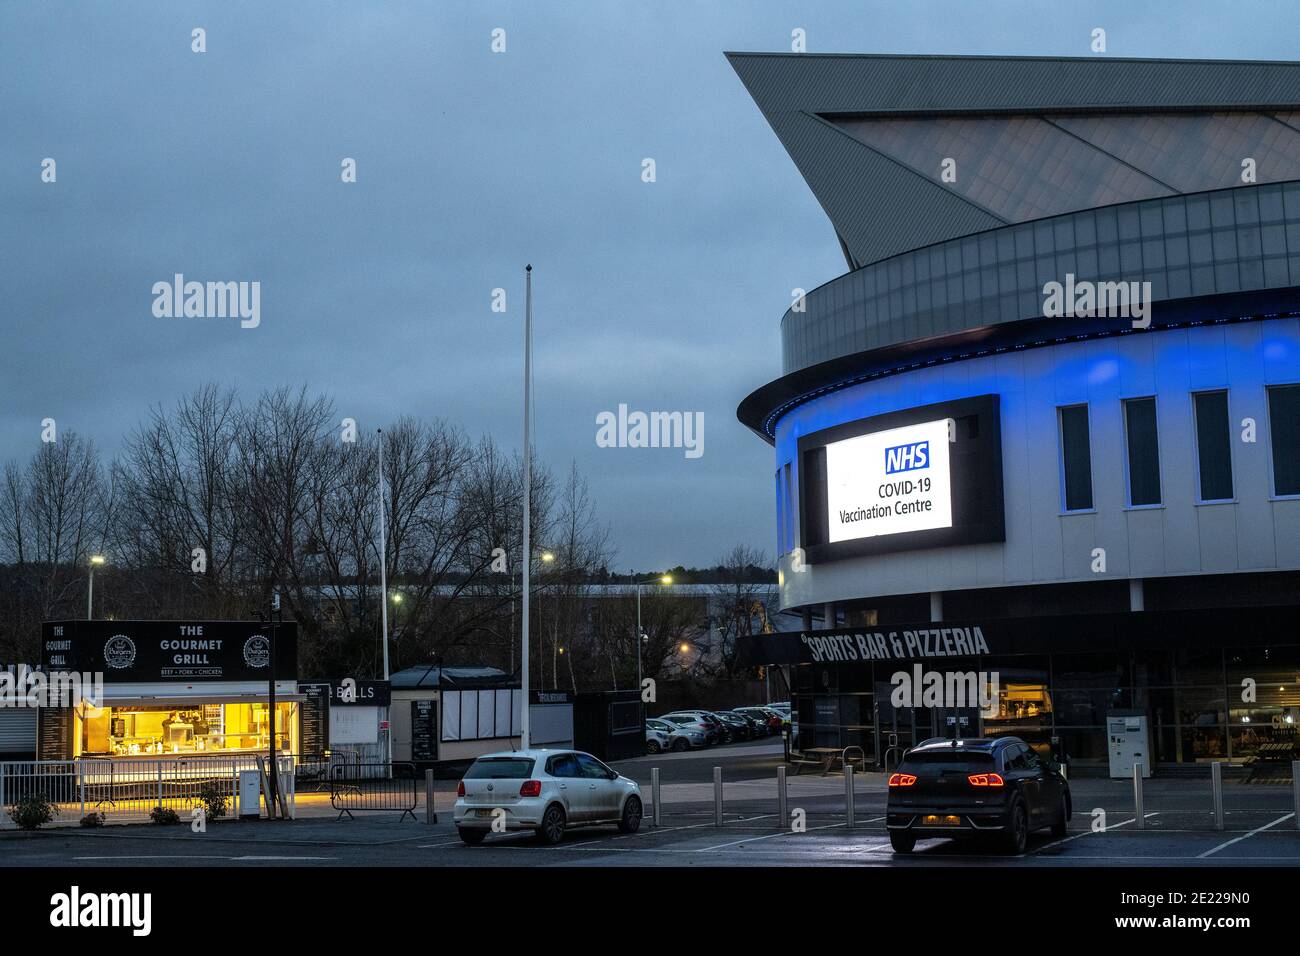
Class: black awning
738,604,1300,667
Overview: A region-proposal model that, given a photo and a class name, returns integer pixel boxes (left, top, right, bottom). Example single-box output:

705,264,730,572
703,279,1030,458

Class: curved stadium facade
732,53,1300,772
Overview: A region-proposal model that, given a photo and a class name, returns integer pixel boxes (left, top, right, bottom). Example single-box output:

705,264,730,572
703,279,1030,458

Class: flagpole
520,264,533,751
378,427,392,763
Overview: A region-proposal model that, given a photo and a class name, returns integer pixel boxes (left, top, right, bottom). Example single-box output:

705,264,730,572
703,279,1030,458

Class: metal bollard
1294,761,1300,831
1211,761,1224,831
1133,762,1144,829
777,764,788,828
714,766,723,827
652,767,661,827
845,764,855,829
425,769,437,824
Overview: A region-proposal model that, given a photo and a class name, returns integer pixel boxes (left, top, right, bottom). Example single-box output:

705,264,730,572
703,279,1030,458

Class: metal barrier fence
294,751,362,791
641,760,1300,835
1,755,297,825
330,762,418,821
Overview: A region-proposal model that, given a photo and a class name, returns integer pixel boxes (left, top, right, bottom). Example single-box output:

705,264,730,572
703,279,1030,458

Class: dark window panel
1194,390,1234,501
1124,398,1162,505
1268,385,1300,496
1060,405,1094,511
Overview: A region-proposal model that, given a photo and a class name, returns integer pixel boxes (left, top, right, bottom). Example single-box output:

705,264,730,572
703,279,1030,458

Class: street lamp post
634,575,672,694
87,555,106,619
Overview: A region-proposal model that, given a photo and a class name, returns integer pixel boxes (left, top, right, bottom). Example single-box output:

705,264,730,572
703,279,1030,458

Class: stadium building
732,53,1300,774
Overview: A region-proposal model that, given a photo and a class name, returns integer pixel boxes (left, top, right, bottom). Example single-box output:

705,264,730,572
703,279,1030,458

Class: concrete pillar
801,608,813,630
823,603,836,629
929,591,943,623
1129,579,1144,612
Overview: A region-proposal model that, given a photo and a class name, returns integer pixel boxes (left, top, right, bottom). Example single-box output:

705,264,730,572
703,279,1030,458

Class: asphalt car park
6,737,1300,866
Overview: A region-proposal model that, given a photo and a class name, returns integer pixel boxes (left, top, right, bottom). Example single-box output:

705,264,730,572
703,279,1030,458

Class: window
79,703,293,757
1193,390,1234,501
546,754,580,778
1058,404,1094,511
782,462,793,551
576,753,611,779
774,470,784,554
899,751,995,774
1268,385,1300,495
466,757,536,779
1123,397,1162,505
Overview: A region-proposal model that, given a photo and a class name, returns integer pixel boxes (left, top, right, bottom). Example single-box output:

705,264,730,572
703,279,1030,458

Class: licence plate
475,809,494,818
921,814,962,826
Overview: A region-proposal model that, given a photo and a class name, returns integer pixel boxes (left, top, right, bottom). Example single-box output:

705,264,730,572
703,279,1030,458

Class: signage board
411,699,438,762
41,620,297,683
799,394,1004,561
299,679,390,707
299,682,329,757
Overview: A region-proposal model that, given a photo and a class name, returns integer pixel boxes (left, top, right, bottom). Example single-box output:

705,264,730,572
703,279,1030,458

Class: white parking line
566,821,716,847
696,822,845,851
1033,812,1159,851
1198,812,1295,858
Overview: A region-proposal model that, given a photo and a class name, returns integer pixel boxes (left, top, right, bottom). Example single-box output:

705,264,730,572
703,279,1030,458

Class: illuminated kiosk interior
39,619,300,762
78,701,296,758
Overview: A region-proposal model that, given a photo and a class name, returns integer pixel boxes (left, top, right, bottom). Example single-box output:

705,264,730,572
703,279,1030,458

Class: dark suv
886,737,1070,854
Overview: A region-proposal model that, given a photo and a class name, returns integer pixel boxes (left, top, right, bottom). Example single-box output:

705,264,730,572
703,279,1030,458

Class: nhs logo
885,441,930,474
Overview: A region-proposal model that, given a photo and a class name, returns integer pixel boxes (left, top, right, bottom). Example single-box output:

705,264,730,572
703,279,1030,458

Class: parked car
724,709,768,738
454,750,644,846
648,717,706,751
714,711,754,741
662,711,723,745
767,705,793,733
734,706,781,736
698,711,739,743
885,736,1070,855
645,726,670,754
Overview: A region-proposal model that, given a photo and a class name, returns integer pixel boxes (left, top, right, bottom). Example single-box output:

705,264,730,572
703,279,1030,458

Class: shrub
149,806,180,825
197,783,228,821
79,811,106,828
7,793,58,830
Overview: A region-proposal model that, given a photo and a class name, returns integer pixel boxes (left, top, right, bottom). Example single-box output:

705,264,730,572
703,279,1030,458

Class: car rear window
465,757,535,779
900,751,995,773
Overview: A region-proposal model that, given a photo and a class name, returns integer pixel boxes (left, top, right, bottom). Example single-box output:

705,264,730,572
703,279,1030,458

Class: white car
454,749,644,845
648,716,707,751
646,726,671,754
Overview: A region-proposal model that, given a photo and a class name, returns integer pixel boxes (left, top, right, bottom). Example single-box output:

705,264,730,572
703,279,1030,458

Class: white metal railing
0,755,297,826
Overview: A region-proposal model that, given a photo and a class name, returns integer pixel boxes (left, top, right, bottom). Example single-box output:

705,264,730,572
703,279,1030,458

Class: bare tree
706,544,776,678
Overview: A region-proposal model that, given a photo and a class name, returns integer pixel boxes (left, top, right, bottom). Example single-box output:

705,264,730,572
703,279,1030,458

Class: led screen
825,418,953,543
799,395,1004,561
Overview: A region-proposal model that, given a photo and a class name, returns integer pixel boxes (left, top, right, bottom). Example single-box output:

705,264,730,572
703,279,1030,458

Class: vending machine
1107,712,1151,778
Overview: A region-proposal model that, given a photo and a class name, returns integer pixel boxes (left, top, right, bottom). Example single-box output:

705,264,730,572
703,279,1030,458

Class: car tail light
967,773,1005,787
519,780,542,797
887,773,917,787
456,780,465,797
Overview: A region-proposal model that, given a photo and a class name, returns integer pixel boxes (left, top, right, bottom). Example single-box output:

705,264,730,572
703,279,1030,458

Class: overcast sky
3,1,1298,571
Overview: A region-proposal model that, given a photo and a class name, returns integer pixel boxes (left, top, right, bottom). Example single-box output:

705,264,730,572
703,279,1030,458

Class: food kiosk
38,620,300,762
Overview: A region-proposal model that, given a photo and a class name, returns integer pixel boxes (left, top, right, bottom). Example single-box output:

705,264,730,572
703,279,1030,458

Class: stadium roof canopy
726,52,1300,269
